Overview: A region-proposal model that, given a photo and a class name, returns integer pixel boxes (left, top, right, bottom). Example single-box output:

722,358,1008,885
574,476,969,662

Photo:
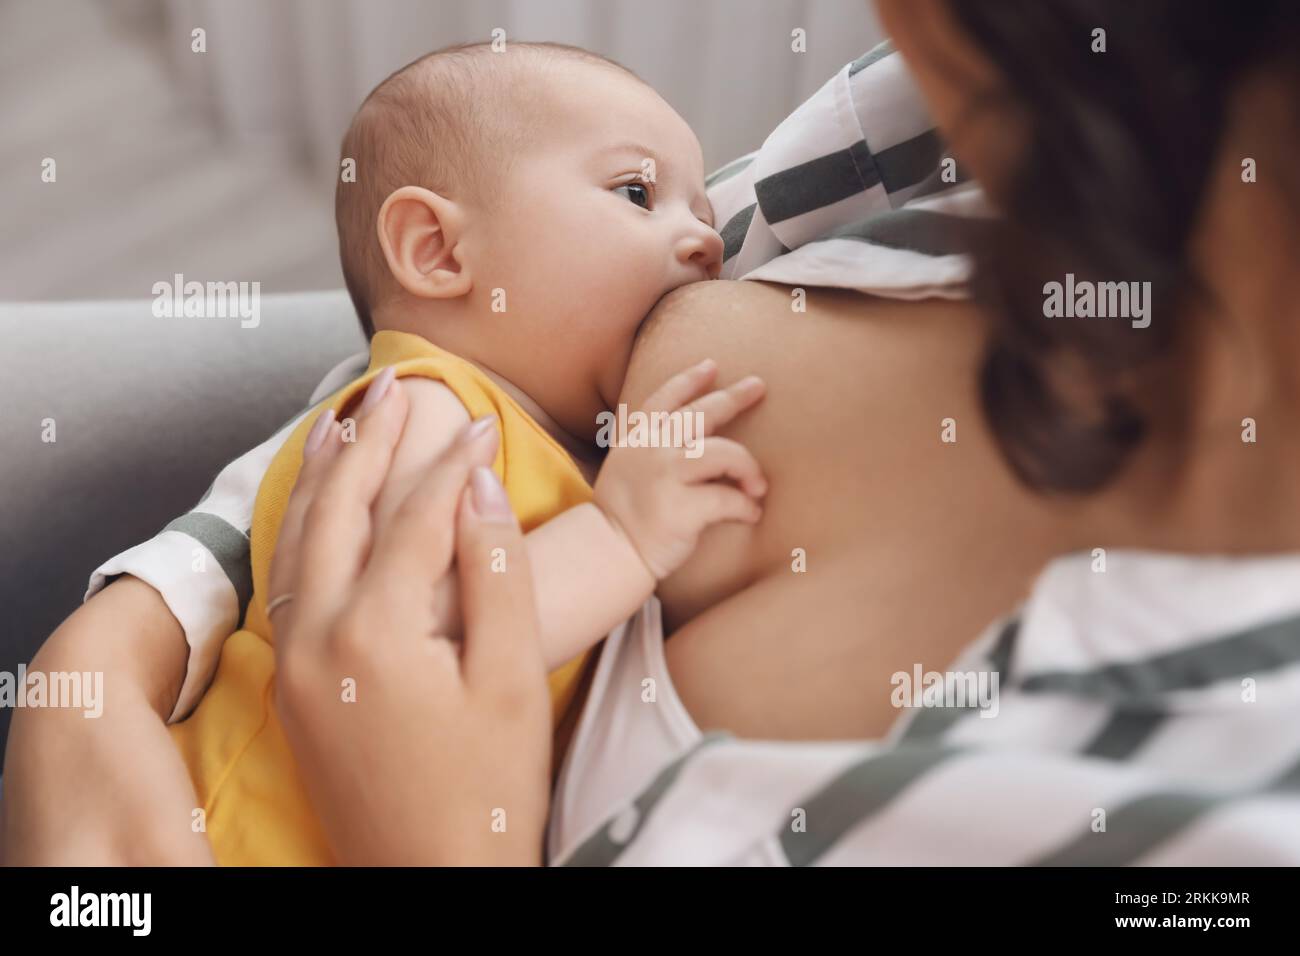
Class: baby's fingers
640,358,718,414
684,375,765,436
687,484,763,530
682,437,767,498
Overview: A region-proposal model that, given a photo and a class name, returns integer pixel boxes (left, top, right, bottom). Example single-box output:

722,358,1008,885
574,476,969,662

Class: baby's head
336,42,722,441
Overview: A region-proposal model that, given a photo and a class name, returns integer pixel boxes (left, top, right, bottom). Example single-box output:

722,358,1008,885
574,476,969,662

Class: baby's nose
677,224,724,279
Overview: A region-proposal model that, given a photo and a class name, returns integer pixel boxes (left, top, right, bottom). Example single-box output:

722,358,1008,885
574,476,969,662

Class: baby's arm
391,364,766,671
530,360,767,668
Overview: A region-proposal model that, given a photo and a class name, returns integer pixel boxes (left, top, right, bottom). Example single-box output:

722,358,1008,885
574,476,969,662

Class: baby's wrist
591,500,660,588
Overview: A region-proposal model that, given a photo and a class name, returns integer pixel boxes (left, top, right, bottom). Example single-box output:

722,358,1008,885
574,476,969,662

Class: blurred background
0,0,882,302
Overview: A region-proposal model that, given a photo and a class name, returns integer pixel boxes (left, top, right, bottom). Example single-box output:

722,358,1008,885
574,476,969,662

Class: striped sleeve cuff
86,528,244,724
82,351,369,724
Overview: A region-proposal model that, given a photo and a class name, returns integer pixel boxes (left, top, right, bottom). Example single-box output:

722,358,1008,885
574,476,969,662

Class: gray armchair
0,291,366,768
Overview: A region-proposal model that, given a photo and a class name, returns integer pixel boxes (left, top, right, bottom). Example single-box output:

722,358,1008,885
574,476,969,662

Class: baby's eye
613,181,652,209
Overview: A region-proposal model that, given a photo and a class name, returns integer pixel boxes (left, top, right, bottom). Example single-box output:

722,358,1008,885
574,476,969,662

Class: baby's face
465,60,723,443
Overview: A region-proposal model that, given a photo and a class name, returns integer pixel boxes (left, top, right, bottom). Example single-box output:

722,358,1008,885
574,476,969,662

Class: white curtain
161,0,883,178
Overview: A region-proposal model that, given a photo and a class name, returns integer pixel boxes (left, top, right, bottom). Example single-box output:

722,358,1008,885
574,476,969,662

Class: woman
273,0,1300,865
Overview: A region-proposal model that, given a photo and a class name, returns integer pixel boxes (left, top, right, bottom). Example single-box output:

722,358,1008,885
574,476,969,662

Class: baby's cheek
571,304,646,407
581,266,661,336
586,304,644,377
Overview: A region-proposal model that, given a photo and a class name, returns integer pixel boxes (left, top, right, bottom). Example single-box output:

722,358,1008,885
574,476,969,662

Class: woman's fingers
270,410,347,645
639,358,718,414
291,368,410,637
357,416,500,631
454,466,545,691
268,408,343,637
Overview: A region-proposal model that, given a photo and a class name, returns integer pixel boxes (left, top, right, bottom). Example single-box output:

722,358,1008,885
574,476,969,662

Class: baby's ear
376,186,473,300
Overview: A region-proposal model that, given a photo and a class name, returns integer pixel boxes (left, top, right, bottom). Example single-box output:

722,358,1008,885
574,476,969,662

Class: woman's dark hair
945,0,1300,492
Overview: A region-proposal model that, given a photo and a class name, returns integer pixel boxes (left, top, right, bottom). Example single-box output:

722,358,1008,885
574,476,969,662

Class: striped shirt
87,41,985,724
551,552,1300,866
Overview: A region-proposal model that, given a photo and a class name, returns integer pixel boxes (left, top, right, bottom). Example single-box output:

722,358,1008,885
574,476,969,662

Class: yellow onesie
170,330,593,865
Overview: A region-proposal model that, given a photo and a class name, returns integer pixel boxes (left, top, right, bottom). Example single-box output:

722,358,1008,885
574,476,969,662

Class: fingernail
470,466,513,522
698,358,716,372
358,366,396,415
459,415,497,445
303,408,335,457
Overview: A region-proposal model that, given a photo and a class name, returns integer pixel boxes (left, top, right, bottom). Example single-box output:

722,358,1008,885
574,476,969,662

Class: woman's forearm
1,577,215,865
4,691,214,865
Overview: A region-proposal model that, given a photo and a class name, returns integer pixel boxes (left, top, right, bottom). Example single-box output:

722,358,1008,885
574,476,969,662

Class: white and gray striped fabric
711,40,992,298
84,42,988,723
553,551,1300,866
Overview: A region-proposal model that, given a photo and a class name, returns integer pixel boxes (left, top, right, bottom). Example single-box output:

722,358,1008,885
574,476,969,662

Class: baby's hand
593,359,767,580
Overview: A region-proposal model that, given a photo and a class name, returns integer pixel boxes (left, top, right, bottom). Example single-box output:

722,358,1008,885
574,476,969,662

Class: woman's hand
268,370,552,866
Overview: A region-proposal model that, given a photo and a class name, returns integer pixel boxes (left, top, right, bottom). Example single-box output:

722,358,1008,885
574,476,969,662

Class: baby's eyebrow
600,142,664,176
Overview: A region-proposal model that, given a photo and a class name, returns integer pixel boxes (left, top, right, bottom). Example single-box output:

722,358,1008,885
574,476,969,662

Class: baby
167,41,768,864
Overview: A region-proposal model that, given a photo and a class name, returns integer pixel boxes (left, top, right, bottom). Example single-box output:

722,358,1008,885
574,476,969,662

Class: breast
631,280,956,635
620,279,1075,740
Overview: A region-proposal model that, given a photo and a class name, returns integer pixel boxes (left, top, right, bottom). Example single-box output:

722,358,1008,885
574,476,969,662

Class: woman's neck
1083,73,1300,555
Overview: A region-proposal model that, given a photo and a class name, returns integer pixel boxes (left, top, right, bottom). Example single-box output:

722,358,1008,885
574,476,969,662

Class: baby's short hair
336,41,637,338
